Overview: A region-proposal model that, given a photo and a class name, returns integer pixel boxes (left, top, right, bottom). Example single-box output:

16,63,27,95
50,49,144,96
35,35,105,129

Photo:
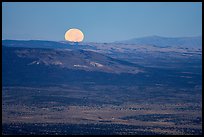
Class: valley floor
2,85,202,135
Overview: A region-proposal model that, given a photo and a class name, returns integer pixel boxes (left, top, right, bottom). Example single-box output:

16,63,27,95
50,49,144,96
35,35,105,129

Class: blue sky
2,2,202,42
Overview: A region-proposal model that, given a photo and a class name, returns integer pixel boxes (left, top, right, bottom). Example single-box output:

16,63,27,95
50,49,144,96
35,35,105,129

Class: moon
65,28,84,42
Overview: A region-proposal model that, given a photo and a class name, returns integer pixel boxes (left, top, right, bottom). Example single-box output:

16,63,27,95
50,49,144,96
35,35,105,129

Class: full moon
65,28,84,42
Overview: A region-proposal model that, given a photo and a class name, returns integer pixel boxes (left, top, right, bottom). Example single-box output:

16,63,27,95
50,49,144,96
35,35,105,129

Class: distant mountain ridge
114,35,202,48
2,40,75,49
3,35,202,49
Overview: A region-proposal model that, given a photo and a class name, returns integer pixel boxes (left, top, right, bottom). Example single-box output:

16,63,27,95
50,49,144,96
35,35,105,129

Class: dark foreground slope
2,46,201,88
2,46,142,86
